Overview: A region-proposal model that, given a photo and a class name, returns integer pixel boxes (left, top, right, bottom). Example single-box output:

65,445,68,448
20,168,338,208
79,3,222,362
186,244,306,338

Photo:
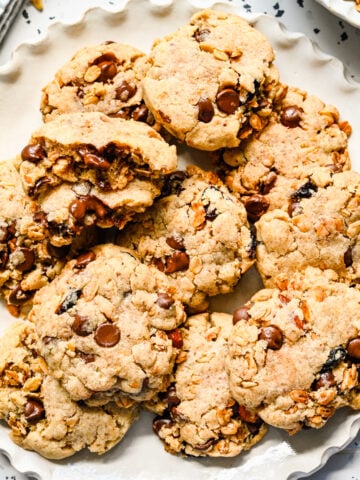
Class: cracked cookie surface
256,170,360,287
40,42,153,124
30,244,186,403
116,165,255,312
152,312,267,456
0,321,139,459
142,9,280,151
18,112,177,245
220,86,351,221
227,267,360,433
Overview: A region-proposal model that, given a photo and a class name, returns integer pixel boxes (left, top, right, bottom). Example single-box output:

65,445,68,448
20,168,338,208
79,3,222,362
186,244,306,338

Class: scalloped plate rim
315,0,360,29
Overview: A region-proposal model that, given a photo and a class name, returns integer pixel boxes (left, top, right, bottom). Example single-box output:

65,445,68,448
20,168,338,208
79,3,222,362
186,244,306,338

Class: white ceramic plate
1,1,360,479
315,0,360,29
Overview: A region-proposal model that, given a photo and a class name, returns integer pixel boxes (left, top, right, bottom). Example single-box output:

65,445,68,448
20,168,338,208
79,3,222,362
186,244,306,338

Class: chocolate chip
21,143,46,162
94,322,121,347
291,181,318,200
93,52,117,64
156,293,175,309
96,61,117,82
8,285,33,305
194,28,210,42
166,328,183,349
244,194,270,222
259,325,283,350
321,346,347,371
233,306,250,325
261,171,278,195
166,236,185,251
165,251,190,274
201,186,223,220
78,147,111,170
151,257,165,273
71,315,92,336
166,385,181,409
0,251,9,269
344,246,353,268
312,371,336,390
24,398,45,424
131,104,149,122
69,196,108,221
216,88,239,114
55,289,81,314
247,225,257,260
197,97,214,123
16,247,35,272
30,176,52,197
280,105,303,128
152,415,173,434
78,351,96,363
74,250,96,269
347,338,360,360
115,81,137,101
194,438,216,451
246,417,264,436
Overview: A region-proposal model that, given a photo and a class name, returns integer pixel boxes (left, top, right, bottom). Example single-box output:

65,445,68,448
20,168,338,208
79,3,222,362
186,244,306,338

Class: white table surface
0,0,360,479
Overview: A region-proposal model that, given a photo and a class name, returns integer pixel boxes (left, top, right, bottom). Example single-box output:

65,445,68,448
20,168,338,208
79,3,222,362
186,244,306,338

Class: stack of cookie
1,8,360,463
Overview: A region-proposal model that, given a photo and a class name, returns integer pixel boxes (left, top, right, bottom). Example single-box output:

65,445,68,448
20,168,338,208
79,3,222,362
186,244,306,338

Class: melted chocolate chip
131,104,149,122
166,236,185,251
21,143,46,162
156,293,175,309
344,246,353,268
244,194,270,222
197,97,214,123
69,196,108,221
165,251,190,274
74,250,96,269
78,146,111,170
94,322,121,347
71,315,93,336
280,105,303,128
216,88,239,114
93,52,117,64
194,438,216,451
96,61,117,83
166,385,181,409
152,415,173,434
8,285,33,305
291,181,318,200
55,289,81,314
16,247,35,272
312,371,336,390
161,171,188,197
24,398,45,424
78,351,96,363
115,81,137,101
194,28,210,42
261,171,278,195
259,325,283,350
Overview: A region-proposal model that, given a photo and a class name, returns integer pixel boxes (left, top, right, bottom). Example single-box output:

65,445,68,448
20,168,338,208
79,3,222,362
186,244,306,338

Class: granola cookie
220,86,351,221
256,170,360,287
142,9,280,151
18,112,177,245
227,267,360,433
40,42,153,124
0,321,139,459
116,166,255,312
0,158,98,316
152,312,267,456
30,244,186,403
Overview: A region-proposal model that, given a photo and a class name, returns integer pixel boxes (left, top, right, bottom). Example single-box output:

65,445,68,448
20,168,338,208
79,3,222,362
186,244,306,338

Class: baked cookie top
40,42,153,124
227,267,360,433
0,158,98,316
116,165,255,312
142,9,280,151
152,312,267,457
256,170,360,287
220,86,351,221
0,321,139,459
30,244,186,402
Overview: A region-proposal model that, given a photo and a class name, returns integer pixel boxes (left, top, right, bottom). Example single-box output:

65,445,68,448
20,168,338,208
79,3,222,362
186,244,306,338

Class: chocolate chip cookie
152,312,267,456
30,244,186,403
220,86,351,221
142,9,280,151
18,112,177,245
256,170,360,287
0,158,98,316
227,267,360,433
40,42,153,124
116,166,255,312
0,321,139,459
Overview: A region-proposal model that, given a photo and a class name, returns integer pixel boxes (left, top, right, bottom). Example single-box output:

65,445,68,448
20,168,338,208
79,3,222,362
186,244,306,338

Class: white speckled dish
315,0,360,28
1,1,360,479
